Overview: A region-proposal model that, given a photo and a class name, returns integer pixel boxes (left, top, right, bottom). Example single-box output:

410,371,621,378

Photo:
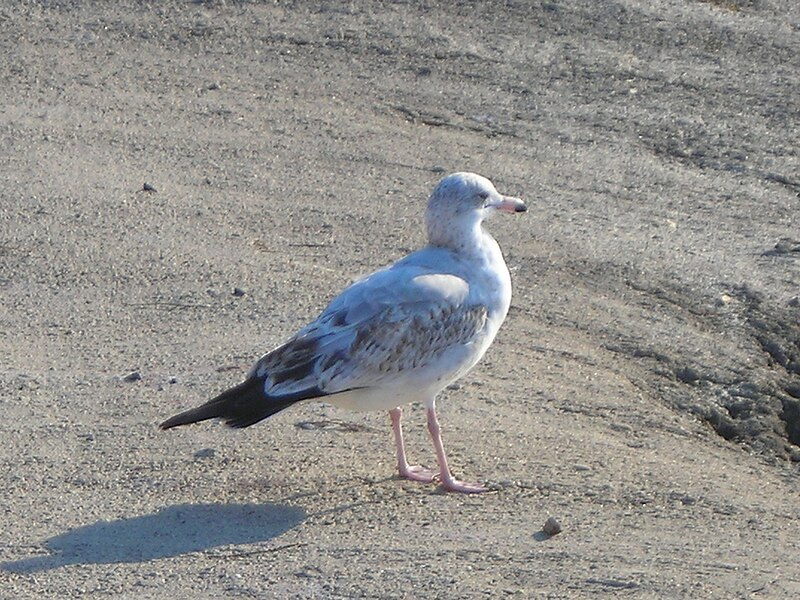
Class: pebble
542,516,562,536
715,293,732,307
122,371,142,382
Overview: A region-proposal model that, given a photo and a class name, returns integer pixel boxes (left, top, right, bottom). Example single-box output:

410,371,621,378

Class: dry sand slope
1,1,798,598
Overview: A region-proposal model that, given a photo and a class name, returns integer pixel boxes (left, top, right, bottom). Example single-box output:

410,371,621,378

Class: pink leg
389,408,436,483
426,405,488,493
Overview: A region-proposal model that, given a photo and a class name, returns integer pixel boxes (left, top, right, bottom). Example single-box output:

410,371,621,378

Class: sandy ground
1,1,799,598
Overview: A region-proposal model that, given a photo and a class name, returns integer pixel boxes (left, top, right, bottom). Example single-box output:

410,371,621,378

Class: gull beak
492,195,527,214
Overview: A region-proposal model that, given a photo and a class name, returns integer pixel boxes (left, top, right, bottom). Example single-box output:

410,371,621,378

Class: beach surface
1,1,798,597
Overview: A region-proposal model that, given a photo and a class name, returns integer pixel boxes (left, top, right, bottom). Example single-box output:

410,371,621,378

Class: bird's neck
427,217,492,258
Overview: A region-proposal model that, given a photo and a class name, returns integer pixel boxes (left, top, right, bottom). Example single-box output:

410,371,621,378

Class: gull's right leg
389,407,437,483
426,403,488,494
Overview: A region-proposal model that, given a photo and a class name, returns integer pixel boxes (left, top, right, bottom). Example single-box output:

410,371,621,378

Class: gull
160,172,526,493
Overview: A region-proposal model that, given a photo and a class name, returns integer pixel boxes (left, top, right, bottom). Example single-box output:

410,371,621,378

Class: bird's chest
471,245,512,323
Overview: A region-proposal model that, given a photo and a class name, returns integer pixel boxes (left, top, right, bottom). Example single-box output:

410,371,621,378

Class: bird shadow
1,502,306,573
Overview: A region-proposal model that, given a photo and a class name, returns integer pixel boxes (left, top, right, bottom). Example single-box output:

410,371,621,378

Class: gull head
425,172,526,249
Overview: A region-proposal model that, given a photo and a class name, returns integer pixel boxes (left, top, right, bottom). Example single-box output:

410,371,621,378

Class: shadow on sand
1,502,306,573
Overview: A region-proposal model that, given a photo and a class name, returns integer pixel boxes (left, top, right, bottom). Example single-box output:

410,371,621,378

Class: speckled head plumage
425,172,526,250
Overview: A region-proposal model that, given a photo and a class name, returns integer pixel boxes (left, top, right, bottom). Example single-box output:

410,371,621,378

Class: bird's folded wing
251,269,488,398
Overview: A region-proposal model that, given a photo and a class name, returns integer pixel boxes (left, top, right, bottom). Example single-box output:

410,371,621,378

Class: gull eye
478,191,489,204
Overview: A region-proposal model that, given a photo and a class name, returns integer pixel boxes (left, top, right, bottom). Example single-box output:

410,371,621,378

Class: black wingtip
159,416,181,430
158,378,327,431
158,402,222,430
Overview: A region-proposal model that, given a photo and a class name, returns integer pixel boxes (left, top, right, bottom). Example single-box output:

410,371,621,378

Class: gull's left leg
389,407,437,483
426,403,488,493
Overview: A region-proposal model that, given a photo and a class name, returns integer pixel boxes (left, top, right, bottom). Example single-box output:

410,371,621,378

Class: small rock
168,376,178,384
675,366,701,384
294,565,323,578
122,371,142,382
232,287,246,297
715,293,732,307
142,182,157,193
788,296,799,307
194,448,216,459
542,516,562,536
774,238,799,254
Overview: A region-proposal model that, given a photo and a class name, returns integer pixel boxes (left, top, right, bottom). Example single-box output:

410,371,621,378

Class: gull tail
159,376,324,430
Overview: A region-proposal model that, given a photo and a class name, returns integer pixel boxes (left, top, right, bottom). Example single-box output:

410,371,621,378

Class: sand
1,1,798,598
